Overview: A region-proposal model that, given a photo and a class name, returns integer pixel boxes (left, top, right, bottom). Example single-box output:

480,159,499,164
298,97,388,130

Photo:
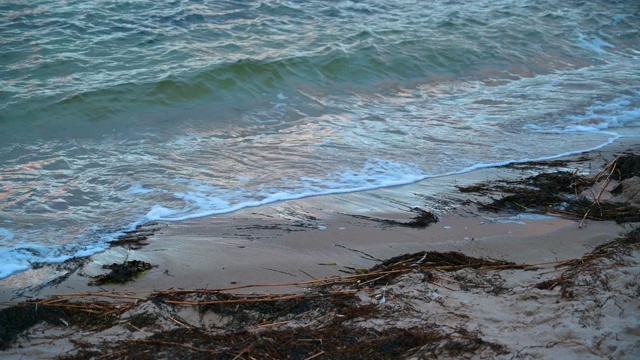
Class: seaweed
405,207,439,227
0,303,45,350
481,189,564,212
534,227,640,297
89,260,154,286
371,251,515,272
344,207,439,228
611,153,640,180
500,155,590,170
58,319,506,360
460,153,640,224
109,222,163,250
455,183,493,194
0,299,126,350
126,312,159,330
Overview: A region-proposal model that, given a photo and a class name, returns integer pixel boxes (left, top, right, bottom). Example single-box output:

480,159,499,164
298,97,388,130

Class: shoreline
2,137,637,302
1,137,639,359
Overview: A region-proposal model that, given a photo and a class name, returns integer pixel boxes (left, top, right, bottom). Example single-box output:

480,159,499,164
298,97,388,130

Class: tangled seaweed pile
89,260,155,286
458,153,640,224
0,251,522,359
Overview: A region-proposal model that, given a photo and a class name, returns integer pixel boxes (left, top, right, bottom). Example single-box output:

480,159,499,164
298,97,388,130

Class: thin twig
232,345,253,360
166,316,191,329
304,351,326,360
579,209,590,229
428,281,456,291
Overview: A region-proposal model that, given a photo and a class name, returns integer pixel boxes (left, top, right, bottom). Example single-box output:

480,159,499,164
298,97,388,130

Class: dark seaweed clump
345,207,439,228
89,260,154,286
371,251,515,272
0,304,45,350
611,153,640,180
60,325,506,360
0,299,122,350
109,222,162,250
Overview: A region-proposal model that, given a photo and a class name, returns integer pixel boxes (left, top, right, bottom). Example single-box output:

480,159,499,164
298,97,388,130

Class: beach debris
343,207,439,228
0,297,130,350
0,303,44,350
459,152,640,224
89,260,154,286
370,250,517,273
109,222,163,250
335,243,382,262
609,152,640,180
534,226,640,299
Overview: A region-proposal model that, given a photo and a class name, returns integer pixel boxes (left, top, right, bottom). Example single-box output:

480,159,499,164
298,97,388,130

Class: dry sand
1,138,639,359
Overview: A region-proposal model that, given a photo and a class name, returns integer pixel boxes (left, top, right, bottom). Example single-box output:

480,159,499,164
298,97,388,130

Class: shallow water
1,0,639,279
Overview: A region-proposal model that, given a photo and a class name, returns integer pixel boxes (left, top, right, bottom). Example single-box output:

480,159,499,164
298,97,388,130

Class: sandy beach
1,138,639,359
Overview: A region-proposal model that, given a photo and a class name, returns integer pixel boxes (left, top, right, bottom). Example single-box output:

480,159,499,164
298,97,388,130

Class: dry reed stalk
304,351,326,360
49,292,147,301
579,209,590,229
153,277,345,295
126,339,220,354
163,290,357,306
167,316,191,329
594,158,618,205
358,273,392,286
428,281,457,291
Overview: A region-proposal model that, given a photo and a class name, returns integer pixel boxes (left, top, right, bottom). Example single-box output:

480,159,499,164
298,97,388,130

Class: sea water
1,0,639,279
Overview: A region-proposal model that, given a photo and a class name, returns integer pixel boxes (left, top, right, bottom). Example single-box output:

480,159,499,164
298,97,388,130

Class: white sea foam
0,242,109,279
567,97,640,131
145,159,427,221
144,131,621,223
